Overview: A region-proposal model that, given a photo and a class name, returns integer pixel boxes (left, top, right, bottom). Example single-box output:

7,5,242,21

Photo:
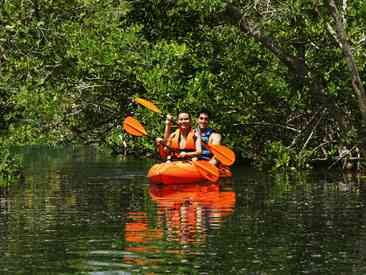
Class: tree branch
223,4,305,88
328,0,366,126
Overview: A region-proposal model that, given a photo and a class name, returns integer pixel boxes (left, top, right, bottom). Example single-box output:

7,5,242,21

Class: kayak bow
147,160,232,185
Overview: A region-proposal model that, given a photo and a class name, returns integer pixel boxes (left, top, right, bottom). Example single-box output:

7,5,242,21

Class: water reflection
123,182,236,269
3,146,366,274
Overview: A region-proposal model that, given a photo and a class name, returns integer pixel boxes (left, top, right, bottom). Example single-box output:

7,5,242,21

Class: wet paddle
123,116,220,182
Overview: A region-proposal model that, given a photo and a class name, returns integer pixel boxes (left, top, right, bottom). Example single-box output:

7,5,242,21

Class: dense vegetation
1,0,366,176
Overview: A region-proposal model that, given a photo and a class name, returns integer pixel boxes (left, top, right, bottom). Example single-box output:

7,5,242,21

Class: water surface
1,146,366,274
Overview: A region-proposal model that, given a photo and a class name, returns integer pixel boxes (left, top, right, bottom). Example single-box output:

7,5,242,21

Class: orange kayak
147,160,232,185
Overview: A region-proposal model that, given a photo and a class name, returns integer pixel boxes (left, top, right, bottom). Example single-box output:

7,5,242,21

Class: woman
156,112,202,161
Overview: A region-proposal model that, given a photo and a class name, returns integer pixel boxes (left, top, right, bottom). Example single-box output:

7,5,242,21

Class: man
195,110,232,177
195,109,221,165
156,111,202,161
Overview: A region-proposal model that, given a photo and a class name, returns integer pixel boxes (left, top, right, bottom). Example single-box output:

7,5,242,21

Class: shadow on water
1,146,366,274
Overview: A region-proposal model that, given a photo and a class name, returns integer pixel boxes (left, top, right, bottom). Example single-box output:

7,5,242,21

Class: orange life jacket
168,128,196,158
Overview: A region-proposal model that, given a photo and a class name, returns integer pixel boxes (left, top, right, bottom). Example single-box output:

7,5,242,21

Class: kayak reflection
149,182,236,242
123,182,236,267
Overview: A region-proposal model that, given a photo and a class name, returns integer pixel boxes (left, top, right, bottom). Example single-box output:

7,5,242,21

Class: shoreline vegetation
1,0,366,181
0,145,23,187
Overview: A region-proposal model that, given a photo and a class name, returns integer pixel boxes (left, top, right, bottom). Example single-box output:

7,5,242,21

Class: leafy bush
0,145,23,187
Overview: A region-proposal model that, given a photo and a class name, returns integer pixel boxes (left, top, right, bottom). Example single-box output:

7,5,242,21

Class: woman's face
177,112,191,130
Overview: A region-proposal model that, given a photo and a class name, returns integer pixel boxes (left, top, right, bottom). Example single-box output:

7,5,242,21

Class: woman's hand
165,114,174,126
155,137,163,145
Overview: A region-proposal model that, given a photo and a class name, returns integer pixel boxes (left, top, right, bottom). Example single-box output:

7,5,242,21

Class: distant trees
1,0,365,170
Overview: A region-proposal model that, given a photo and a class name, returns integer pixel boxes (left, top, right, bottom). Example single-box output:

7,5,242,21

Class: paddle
123,116,220,182
134,97,162,114
192,159,219,182
132,98,236,166
201,142,236,166
123,116,147,137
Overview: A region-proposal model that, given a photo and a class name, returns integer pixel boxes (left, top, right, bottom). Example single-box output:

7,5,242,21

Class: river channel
1,146,366,274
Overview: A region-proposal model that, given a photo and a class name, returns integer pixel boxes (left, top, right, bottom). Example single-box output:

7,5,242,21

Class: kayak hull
147,161,232,185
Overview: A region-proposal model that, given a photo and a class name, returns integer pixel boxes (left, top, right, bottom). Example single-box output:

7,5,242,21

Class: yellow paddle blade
193,160,220,182
123,116,147,137
134,97,162,114
205,144,236,166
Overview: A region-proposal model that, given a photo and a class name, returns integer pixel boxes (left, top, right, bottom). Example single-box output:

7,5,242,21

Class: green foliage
1,0,366,171
1,0,147,145
260,141,292,173
0,145,23,187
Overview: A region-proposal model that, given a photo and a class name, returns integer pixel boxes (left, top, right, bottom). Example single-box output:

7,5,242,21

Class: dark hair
197,109,210,118
177,111,191,120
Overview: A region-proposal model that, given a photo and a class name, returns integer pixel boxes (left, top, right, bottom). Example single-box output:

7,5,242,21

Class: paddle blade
123,116,147,137
134,98,161,114
193,160,220,182
205,144,236,166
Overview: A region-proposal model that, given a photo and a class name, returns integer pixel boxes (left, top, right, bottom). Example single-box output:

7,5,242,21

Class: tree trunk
328,0,366,129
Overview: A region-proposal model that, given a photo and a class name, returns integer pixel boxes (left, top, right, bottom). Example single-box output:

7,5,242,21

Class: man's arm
209,132,222,145
208,132,222,165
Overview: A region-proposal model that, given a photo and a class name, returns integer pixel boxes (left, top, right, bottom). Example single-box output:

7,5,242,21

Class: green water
1,146,366,274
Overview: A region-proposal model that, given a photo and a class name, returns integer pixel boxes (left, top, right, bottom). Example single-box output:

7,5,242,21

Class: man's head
197,109,210,130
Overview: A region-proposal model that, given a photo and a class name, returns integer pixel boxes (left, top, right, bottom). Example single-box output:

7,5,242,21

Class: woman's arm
163,114,173,142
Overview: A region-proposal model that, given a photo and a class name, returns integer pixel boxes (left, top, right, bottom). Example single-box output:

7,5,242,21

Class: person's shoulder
211,131,221,137
208,127,220,134
209,131,222,144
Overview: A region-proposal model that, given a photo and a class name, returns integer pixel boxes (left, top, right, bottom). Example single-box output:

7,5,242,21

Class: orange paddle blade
205,144,236,166
192,160,219,182
134,98,161,114
123,116,147,137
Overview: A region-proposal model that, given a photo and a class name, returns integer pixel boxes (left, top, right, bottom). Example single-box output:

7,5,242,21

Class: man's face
177,113,191,130
197,113,209,130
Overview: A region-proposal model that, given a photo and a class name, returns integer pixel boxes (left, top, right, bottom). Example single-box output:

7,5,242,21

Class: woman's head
177,111,192,131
